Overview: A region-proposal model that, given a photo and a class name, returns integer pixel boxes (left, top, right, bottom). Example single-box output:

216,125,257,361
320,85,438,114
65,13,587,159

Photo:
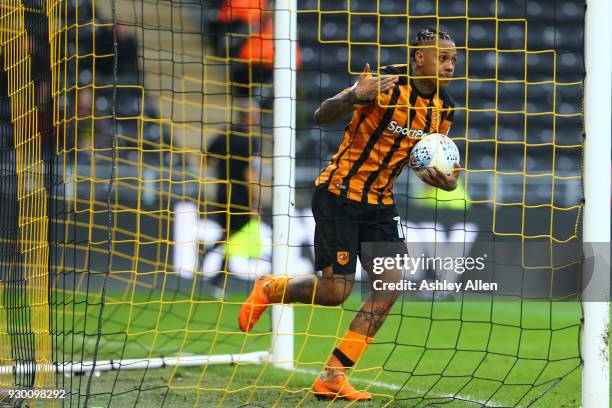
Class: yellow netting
0,0,584,406
0,1,54,400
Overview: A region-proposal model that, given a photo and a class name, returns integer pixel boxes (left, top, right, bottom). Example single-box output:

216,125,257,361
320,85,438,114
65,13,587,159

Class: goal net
0,0,592,406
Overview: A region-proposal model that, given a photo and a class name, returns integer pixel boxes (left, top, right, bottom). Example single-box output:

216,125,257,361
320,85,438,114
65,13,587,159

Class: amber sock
265,277,294,304
326,330,374,372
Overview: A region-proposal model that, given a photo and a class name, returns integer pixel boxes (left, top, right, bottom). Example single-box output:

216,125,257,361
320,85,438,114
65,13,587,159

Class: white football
409,133,460,176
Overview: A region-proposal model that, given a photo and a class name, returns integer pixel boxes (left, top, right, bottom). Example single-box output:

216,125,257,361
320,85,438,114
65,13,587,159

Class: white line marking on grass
72,337,504,406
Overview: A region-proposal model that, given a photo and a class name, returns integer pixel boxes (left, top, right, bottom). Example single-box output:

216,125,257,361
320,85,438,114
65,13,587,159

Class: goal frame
269,0,298,370
582,0,611,407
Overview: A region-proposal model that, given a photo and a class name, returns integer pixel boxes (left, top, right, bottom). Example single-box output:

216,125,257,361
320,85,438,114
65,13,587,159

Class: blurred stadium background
0,0,595,407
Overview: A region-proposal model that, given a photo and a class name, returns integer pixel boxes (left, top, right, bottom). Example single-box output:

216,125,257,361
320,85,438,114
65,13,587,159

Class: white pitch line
66,339,504,406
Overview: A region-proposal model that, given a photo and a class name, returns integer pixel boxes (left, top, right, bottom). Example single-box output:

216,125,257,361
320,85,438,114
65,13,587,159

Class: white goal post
270,0,297,369
582,0,611,407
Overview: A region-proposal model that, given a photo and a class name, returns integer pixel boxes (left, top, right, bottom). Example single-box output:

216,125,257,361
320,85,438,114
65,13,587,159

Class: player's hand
418,162,461,191
353,63,398,102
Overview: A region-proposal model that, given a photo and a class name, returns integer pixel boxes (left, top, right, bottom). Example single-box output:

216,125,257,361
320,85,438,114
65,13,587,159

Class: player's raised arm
313,63,398,124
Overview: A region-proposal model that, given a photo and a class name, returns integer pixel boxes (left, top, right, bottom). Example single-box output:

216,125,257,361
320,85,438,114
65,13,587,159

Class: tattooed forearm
313,91,354,124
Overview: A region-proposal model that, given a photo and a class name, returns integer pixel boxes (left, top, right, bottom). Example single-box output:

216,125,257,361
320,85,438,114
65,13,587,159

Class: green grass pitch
58,290,582,407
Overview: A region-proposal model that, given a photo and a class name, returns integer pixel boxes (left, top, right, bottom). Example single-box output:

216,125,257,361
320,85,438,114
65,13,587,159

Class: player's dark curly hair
410,27,454,63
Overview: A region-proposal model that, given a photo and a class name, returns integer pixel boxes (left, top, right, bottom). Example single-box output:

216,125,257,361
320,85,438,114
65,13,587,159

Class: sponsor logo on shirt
387,120,428,138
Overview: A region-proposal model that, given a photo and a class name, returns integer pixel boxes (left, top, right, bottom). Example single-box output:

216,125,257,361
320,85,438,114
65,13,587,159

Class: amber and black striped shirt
316,64,455,205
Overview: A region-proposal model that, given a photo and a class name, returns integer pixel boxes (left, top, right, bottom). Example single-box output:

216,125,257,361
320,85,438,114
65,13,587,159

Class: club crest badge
336,251,349,266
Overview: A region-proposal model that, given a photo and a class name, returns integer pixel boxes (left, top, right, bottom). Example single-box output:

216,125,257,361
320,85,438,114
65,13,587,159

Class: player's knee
328,286,351,306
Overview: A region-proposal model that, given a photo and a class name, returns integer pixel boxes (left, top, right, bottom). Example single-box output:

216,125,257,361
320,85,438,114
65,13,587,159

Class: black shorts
311,187,407,275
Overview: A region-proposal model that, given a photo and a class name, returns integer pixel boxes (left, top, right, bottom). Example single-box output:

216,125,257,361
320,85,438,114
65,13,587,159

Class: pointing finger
360,63,371,79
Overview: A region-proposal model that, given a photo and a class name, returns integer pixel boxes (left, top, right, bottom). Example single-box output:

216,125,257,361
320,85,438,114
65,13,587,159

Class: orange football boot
312,369,372,401
238,276,272,332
